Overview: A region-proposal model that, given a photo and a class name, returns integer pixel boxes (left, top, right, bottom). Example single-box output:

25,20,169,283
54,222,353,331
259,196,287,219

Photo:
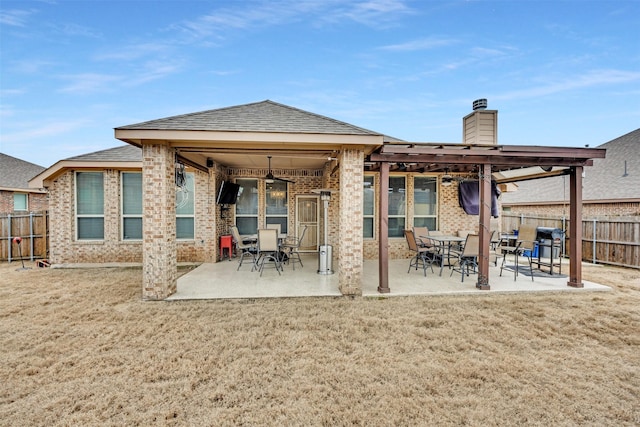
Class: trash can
318,244,334,275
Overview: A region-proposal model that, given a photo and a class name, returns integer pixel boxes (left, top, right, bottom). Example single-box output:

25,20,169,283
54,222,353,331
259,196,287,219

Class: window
363,175,375,238
14,193,27,211
266,180,288,234
176,172,195,239
235,179,258,235
122,172,142,240
413,176,438,230
388,176,405,238
76,172,104,240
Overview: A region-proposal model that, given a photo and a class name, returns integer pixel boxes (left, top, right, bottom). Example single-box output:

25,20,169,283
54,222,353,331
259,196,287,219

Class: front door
295,195,319,252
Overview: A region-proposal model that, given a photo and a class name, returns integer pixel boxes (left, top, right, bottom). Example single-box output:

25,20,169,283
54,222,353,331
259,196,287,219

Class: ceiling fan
265,156,295,183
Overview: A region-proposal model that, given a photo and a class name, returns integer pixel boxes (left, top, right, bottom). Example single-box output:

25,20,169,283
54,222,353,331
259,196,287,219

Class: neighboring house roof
65,144,142,162
501,128,640,204
29,145,142,189
116,99,404,143
0,153,46,192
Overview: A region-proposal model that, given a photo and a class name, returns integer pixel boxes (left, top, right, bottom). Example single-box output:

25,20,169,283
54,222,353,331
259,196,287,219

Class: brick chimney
462,99,497,145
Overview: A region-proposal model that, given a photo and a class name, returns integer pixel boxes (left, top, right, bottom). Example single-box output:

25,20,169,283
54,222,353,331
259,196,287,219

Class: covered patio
169,253,610,300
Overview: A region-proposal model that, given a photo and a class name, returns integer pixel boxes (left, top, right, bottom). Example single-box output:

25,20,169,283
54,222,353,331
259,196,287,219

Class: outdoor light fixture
441,168,453,186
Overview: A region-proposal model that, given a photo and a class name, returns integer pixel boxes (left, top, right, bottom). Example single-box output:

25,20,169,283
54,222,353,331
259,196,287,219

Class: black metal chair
405,229,436,276
255,228,282,276
450,234,479,282
499,224,536,281
230,226,256,271
280,225,308,270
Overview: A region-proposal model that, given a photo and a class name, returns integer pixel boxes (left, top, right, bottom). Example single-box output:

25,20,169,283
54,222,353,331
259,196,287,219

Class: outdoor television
217,181,240,205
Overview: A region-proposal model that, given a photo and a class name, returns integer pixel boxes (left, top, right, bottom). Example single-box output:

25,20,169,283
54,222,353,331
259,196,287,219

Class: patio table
421,235,466,276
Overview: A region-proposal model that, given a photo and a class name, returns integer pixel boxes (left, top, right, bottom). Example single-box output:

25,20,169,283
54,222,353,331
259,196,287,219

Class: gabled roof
65,144,141,162
0,153,46,191
116,99,403,142
29,145,142,189
501,128,640,204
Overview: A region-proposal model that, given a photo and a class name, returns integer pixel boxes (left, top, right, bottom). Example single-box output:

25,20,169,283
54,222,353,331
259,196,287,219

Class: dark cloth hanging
458,180,501,217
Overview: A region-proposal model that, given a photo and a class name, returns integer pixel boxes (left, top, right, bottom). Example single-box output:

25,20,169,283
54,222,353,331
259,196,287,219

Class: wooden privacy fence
502,214,640,269
0,212,49,262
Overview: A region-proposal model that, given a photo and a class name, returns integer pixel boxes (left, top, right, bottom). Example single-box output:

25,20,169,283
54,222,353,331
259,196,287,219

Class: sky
1,0,639,168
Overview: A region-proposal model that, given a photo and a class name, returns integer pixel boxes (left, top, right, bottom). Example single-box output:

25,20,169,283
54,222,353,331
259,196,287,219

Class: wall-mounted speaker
206,158,214,168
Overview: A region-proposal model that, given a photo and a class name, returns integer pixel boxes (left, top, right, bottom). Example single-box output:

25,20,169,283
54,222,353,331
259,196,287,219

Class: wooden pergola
368,143,607,292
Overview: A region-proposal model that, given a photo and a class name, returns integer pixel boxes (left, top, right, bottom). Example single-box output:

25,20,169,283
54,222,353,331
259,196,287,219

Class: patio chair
280,225,308,270
450,233,479,282
230,226,257,271
499,224,536,281
266,223,281,235
404,229,435,276
412,226,431,248
255,228,282,276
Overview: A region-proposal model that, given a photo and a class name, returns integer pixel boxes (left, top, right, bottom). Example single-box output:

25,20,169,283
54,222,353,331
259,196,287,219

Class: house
30,100,605,299
0,153,47,214
501,128,640,217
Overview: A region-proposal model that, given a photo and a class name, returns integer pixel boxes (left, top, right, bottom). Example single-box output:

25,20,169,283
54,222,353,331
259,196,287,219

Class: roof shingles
0,153,45,189
502,128,640,203
116,100,403,141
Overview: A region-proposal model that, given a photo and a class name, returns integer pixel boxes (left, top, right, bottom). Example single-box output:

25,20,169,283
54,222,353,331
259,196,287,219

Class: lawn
0,261,638,426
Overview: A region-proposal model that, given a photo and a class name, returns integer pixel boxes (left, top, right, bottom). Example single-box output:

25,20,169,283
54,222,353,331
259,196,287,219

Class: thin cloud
0,8,36,27
495,69,640,101
58,73,122,94
1,119,91,143
379,37,458,51
324,0,414,27
171,0,413,42
126,62,184,86
94,42,172,61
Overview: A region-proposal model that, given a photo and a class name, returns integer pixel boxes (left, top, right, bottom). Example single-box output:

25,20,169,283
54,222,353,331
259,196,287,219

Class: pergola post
377,162,390,293
476,163,492,290
567,166,584,288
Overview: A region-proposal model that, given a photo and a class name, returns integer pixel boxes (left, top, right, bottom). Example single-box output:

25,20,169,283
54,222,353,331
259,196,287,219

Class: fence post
562,216,566,258
592,219,597,264
29,212,35,261
7,213,12,263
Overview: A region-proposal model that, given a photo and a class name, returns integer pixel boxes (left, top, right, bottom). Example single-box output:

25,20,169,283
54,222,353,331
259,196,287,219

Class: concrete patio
168,253,610,300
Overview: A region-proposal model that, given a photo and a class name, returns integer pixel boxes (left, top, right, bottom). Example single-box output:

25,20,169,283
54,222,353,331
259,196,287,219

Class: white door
295,195,319,252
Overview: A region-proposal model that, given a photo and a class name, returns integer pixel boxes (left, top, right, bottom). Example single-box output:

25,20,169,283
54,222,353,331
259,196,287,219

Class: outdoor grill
535,227,565,258
536,227,564,242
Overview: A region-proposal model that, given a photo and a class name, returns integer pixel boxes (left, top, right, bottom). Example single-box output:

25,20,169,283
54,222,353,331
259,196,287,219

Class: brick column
338,147,364,296
142,143,177,300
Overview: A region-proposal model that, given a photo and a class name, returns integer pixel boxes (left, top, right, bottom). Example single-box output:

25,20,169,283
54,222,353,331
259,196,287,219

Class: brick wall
142,143,177,299
0,190,48,214
48,170,143,264
337,147,364,296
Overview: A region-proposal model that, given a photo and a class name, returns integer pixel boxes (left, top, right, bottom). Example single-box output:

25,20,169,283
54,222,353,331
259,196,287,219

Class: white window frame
363,175,375,239
265,180,288,234
75,171,104,241
235,178,259,235
121,172,143,240
13,193,28,211
176,172,195,240
413,175,439,231
388,175,406,238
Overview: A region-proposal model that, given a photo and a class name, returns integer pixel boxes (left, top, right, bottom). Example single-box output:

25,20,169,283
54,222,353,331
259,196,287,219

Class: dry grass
0,261,638,426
